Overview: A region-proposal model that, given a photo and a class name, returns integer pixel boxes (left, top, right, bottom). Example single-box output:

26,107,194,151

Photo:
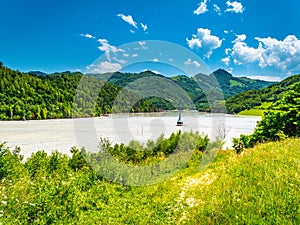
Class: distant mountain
0,62,277,121
226,73,300,114
28,71,48,76
93,69,275,112
194,69,275,99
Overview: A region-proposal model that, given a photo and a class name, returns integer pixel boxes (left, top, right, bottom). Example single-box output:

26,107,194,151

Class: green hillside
195,69,274,99
226,73,300,114
0,63,274,120
95,69,273,112
0,138,299,224
0,65,173,120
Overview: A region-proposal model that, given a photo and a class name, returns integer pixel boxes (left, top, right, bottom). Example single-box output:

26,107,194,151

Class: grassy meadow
0,138,299,224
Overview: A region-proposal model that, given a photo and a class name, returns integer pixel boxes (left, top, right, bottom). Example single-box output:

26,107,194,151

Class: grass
238,102,273,116
0,139,299,224
238,108,264,116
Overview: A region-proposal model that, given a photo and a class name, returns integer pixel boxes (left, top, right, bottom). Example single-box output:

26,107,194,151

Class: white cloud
194,0,208,15
80,33,95,39
169,58,175,62
97,39,125,62
231,41,264,66
130,30,135,34
213,4,222,15
153,58,159,62
88,61,122,74
225,48,232,55
123,53,130,57
224,30,229,34
184,58,192,66
132,53,139,58
186,36,202,49
184,58,201,68
98,39,124,54
230,35,300,73
193,60,201,68
141,23,148,32
245,76,282,82
117,14,138,28
226,1,244,13
233,34,247,43
186,28,222,58
222,57,231,66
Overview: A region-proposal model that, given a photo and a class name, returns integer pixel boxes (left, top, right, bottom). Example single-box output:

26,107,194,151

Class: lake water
0,112,260,159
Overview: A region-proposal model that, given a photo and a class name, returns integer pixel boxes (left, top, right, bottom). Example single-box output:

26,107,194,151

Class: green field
238,102,272,116
1,138,299,224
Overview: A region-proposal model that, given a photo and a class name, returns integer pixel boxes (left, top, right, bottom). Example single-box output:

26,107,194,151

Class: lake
0,112,260,159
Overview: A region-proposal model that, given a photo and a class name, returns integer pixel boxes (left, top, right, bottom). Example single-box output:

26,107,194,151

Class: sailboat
177,111,183,126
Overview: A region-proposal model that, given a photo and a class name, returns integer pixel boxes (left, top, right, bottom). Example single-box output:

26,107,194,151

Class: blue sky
1,0,300,81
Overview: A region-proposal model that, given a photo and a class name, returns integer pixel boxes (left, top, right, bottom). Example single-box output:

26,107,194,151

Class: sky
1,0,300,81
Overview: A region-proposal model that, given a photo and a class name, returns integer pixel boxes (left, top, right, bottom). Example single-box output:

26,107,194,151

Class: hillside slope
226,73,300,114
194,69,274,99
1,139,299,224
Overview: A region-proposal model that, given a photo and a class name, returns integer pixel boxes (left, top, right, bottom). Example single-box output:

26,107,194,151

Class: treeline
234,81,300,148
0,64,173,120
0,62,277,120
226,73,300,114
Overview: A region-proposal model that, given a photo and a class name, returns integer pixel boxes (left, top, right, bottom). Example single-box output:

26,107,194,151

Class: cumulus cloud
229,34,300,73
226,1,244,13
80,33,96,39
194,0,208,15
141,23,148,32
233,34,247,43
153,58,159,62
231,41,264,66
117,14,138,28
88,61,122,74
186,28,222,58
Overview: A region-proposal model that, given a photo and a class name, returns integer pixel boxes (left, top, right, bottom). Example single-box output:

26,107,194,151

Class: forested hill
226,73,300,114
0,63,274,120
196,69,274,99
99,69,274,100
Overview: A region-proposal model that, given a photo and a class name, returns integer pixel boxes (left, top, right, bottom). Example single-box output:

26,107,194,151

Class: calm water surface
0,112,260,159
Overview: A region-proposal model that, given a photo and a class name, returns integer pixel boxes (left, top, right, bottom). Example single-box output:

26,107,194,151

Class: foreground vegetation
0,135,299,224
234,81,300,148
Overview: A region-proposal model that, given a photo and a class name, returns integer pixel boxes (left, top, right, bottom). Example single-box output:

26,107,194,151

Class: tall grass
0,139,299,224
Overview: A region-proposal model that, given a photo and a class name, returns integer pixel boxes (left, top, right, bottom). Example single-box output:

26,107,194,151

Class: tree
236,82,300,148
